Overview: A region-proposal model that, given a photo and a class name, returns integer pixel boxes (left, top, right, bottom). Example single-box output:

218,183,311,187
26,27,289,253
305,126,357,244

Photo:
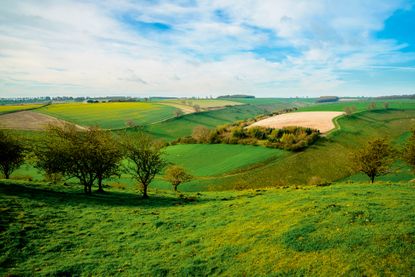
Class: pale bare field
0,111,85,131
249,111,344,133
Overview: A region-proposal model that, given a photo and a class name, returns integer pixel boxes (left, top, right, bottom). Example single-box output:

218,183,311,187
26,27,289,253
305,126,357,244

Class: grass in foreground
37,102,177,129
1,181,414,276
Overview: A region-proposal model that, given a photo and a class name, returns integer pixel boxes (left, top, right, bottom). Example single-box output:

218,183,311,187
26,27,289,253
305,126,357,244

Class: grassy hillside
299,99,415,112
37,102,177,129
143,102,299,141
0,104,44,115
164,144,286,176
1,181,414,276
192,109,415,190
160,99,243,109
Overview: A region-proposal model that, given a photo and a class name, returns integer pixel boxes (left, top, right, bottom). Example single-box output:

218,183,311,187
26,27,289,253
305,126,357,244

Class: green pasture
1,180,414,276
37,102,177,129
0,104,44,115
299,99,415,112
164,144,286,176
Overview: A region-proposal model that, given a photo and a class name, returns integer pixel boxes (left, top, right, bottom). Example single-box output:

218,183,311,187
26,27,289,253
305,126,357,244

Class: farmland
37,102,177,129
0,104,44,115
1,180,414,276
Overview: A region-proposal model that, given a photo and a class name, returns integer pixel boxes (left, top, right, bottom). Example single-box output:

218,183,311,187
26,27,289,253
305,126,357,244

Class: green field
1,180,414,276
299,99,415,112
0,104,44,115
165,144,286,176
161,99,244,108
37,102,177,129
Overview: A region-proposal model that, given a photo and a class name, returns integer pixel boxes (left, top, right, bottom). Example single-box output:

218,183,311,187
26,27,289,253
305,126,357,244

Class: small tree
0,130,25,179
352,138,394,183
383,102,389,109
192,126,211,143
174,109,184,118
368,102,376,111
123,132,166,198
403,130,415,170
344,106,352,116
164,165,193,192
193,104,201,112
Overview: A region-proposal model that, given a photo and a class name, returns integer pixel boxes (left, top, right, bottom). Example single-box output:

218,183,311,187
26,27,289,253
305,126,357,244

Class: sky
0,0,415,98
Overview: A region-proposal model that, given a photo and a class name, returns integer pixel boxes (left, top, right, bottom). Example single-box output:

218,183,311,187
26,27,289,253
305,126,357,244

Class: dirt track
249,111,344,133
0,111,85,131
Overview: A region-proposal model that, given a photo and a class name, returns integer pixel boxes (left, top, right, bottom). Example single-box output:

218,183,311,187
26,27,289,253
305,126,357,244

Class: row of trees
0,126,193,198
344,102,390,116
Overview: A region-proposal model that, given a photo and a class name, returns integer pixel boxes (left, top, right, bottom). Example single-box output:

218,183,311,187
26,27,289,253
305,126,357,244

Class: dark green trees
0,130,25,179
35,124,123,194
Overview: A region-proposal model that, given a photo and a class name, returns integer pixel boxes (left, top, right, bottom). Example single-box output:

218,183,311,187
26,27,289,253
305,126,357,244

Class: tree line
0,126,192,198
1,126,415,194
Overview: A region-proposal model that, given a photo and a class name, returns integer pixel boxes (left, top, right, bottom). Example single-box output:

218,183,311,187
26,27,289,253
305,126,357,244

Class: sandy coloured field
0,111,85,131
249,111,344,133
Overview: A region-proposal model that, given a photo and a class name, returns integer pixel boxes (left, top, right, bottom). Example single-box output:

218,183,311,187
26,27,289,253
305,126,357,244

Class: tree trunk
88,184,92,194
5,172,10,179
97,177,104,193
142,183,149,199
84,185,88,194
370,175,375,184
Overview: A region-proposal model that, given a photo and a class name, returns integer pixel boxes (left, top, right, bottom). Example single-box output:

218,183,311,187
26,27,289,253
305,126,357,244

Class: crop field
1,180,414,276
0,111,85,131
37,102,177,129
250,111,343,133
160,99,244,110
0,104,43,115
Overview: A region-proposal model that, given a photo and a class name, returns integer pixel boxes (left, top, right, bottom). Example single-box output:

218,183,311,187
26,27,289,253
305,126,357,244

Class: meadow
37,102,177,129
1,180,414,276
0,104,44,115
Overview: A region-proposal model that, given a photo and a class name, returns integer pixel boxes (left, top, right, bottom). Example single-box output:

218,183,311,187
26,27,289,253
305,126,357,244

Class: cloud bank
0,0,414,97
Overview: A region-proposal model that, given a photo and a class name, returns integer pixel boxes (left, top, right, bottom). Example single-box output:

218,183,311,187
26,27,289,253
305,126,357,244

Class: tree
35,124,123,194
368,102,376,111
403,130,415,170
352,138,394,183
123,132,166,198
0,130,25,179
344,106,352,116
192,126,211,143
383,102,389,109
164,165,193,192
174,109,184,118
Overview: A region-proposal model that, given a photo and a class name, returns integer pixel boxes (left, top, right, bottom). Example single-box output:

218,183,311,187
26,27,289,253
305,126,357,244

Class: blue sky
0,0,414,98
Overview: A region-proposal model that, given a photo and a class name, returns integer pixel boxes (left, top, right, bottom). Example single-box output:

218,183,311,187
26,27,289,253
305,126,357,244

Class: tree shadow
0,181,209,208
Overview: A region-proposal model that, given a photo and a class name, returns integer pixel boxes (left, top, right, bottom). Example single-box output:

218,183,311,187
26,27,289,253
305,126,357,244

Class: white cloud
0,0,414,97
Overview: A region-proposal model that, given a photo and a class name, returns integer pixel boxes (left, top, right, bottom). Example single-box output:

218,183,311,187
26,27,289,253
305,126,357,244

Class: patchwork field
299,99,415,112
250,111,343,133
161,99,244,110
1,181,414,276
0,111,85,131
37,102,177,129
0,104,44,115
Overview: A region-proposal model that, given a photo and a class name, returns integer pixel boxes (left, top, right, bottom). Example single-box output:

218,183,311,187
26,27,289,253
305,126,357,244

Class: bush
308,176,331,187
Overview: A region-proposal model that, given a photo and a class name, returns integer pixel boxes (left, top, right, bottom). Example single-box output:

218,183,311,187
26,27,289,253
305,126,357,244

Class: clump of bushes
308,176,331,187
174,124,320,152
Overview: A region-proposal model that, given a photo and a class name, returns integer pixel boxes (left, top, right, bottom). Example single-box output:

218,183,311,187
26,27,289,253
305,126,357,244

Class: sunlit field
37,102,177,129
0,104,43,115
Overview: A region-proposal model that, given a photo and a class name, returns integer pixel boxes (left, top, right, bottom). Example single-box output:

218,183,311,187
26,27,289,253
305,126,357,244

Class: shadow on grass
0,181,207,208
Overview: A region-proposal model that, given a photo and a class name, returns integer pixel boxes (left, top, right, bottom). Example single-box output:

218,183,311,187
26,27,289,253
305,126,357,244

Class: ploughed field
1,181,414,276
249,111,343,133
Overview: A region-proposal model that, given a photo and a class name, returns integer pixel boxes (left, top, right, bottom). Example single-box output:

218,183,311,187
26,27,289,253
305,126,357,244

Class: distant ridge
217,94,255,99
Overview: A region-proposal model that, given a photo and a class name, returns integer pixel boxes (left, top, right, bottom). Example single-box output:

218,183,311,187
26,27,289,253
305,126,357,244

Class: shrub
308,176,331,186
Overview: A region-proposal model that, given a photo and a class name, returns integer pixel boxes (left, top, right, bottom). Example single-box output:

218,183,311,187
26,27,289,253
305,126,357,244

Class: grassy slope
195,109,415,190
143,101,300,141
37,102,177,129
164,144,286,176
160,99,244,108
1,181,414,276
299,99,415,112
